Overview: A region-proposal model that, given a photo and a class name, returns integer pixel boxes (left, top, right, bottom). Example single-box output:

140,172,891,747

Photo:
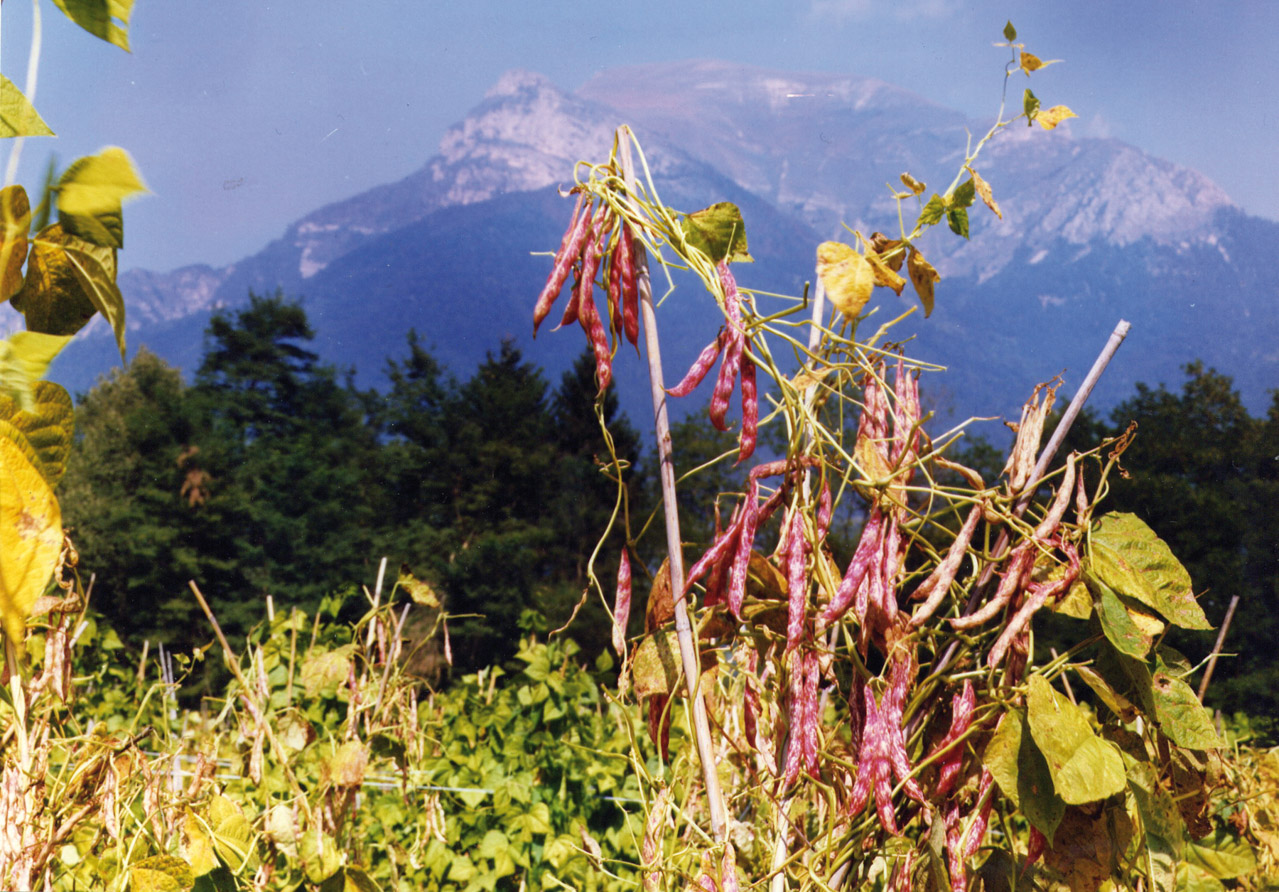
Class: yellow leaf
866,250,906,295
1,185,30,301
1020,51,1044,73
817,241,874,319
967,167,1003,219
899,172,926,196
0,433,62,643
906,247,940,318
1037,105,1078,131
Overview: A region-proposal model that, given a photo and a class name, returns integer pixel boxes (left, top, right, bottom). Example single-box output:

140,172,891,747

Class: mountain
51,61,1279,431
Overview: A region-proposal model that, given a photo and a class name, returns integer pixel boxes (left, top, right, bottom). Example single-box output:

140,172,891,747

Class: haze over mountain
52,60,1279,429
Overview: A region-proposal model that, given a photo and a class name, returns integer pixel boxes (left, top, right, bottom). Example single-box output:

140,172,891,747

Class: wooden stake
619,127,728,841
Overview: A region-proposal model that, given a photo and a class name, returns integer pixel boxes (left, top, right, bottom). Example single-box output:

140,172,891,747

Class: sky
1,0,1275,275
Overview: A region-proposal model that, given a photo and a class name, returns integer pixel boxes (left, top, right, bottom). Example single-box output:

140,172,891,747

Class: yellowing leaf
1023,88,1041,124
0,331,73,415
1,185,30,301
58,147,148,249
326,740,369,787
183,810,219,876
0,432,63,643
817,241,874,319
900,172,926,195
983,707,1065,838
128,855,193,892
1091,512,1210,629
397,566,440,607
0,75,54,138
0,381,74,487
50,0,133,51
300,644,355,697
967,167,1003,219
906,247,940,317
680,202,752,265
1026,675,1126,805
1038,105,1079,130
14,224,126,358
1020,51,1044,73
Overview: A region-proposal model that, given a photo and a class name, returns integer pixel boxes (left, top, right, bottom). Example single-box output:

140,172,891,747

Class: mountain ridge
56,58,1276,422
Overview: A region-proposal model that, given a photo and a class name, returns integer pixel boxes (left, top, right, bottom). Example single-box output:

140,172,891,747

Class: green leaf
1177,863,1228,892
945,207,970,239
1150,655,1221,750
0,331,73,415
319,866,383,892
57,147,147,248
128,854,194,892
1023,88,1041,124
1026,675,1126,805
207,794,255,874
1186,828,1258,879
680,202,752,264
983,707,1065,838
1091,576,1153,657
1127,760,1183,892
1004,21,1017,41
301,829,343,884
192,867,238,892
13,224,126,358
0,380,74,486
950,177,976,209
0,76,54,138
1,185,31,300
1090,512,1210,630
918,194,946,226
49,0,133,51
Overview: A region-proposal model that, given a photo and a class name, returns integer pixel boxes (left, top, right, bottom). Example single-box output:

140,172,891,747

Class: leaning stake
619,127,728,841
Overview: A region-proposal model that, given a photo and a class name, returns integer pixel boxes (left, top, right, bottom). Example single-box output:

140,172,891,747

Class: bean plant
531,22,1262,892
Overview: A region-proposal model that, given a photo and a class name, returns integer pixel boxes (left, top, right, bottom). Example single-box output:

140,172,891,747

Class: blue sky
3,0,1275,274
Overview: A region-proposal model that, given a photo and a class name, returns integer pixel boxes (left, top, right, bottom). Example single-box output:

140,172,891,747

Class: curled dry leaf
966,166,1003,219
1037,105,1078,130
906,247,940,318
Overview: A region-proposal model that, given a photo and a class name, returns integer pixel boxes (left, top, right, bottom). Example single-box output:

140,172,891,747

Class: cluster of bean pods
533,192,640,393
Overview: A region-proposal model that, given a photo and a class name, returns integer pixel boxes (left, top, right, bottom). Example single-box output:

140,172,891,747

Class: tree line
59,291,1278,730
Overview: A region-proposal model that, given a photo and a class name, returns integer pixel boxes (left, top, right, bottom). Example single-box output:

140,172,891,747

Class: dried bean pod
709,333,742,432
986,540,1079,669
618,223,640,347
727,479,761,618
576,275,613,393
737,353,758,462
784,510,808,653
612,548,632,657
932,680,975,798
820,507,885,626
667,333,724,397
684,505,743,595
533,193,588,334
607,238,624,336
910,504,984,626
949,541,1036,629
815,477,833,542
1033,453,1077,540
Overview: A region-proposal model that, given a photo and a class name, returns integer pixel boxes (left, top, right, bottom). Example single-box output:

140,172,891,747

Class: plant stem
619,126,728,842
1198,594,1239,702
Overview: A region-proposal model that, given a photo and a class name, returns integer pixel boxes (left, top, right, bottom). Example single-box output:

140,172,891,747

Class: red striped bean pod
667,332,724,397
533,193,588,335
